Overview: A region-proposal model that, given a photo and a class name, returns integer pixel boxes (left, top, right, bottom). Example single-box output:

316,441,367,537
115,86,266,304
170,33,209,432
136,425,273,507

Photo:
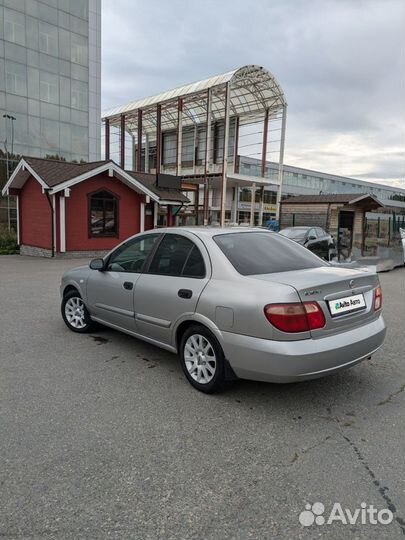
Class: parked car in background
279,226,335,260
60,228,385,393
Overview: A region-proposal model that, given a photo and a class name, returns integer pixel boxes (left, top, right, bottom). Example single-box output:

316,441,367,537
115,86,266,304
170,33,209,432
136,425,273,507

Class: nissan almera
60,228,386,393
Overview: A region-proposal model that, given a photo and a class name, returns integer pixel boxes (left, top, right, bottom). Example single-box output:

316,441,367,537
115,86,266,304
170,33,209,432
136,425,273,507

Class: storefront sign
238,202,277,213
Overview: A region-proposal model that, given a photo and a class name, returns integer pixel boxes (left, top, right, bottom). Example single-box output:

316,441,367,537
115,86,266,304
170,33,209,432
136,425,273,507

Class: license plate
328,293,366,317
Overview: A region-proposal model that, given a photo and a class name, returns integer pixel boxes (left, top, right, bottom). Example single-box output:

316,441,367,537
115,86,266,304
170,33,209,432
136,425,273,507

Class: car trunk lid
252,266,380,338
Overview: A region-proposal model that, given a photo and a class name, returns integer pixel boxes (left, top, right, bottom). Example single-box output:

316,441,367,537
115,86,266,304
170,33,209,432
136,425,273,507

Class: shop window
88,190,119,237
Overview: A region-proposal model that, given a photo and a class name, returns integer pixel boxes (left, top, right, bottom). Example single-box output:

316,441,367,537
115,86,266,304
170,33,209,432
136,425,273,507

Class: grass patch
0,225,19,255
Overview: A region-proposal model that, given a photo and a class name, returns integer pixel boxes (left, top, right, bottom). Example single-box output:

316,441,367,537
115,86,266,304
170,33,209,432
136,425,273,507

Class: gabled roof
281,193,384,207
24,157,107,187
2,157,189,205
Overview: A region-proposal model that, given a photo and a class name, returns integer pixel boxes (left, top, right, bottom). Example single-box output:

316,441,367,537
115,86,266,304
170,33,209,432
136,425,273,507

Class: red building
2,157,188,257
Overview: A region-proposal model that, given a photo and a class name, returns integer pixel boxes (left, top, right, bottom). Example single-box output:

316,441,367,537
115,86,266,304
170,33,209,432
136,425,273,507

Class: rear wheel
61,291,94,333
180,325,226,393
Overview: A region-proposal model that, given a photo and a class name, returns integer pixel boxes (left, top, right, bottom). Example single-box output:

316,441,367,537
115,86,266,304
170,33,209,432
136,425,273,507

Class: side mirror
89,258,105,271
308,235,316,241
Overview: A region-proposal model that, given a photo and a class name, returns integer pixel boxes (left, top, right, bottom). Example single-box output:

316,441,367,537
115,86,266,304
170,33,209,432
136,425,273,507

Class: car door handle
123,281,133,290
178,289,192,299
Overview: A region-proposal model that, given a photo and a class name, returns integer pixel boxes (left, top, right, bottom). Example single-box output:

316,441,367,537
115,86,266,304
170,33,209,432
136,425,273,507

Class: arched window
88,190,119,237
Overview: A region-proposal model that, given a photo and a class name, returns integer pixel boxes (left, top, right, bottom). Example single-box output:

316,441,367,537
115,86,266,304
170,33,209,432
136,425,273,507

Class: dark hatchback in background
279,226,335,260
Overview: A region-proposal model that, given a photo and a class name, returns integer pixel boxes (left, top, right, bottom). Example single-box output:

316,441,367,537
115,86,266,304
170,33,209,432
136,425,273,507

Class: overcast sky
102,0,405,187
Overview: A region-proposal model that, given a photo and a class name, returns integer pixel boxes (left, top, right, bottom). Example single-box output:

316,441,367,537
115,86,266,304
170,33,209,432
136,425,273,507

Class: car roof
282,226,310,230
149,227,272,239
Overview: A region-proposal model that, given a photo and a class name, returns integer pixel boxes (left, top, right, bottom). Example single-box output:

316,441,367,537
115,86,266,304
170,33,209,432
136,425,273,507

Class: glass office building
0,0,101,163
239,156,405,209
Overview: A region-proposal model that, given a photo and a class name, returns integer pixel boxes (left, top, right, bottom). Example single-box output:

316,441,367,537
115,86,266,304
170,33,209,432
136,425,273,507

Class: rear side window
182,245,205,278
214,232,328,275
148,234,205,278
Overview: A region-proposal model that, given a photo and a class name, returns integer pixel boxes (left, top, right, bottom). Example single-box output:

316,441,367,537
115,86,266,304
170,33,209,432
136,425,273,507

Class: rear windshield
279,227,308,239
214,232,328,275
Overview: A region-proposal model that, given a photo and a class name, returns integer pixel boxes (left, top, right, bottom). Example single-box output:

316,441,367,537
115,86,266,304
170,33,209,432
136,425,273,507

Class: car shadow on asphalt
85,323,380,414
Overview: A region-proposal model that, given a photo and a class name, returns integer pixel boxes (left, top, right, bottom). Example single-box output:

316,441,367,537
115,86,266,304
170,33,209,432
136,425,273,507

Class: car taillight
264,301,326,333
374,286,383,311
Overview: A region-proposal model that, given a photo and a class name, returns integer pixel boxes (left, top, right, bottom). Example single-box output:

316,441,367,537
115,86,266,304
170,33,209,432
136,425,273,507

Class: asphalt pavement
0,255,404,539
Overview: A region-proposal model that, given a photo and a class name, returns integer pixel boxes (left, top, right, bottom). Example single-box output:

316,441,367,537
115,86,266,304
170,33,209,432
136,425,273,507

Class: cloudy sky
102,0,405,187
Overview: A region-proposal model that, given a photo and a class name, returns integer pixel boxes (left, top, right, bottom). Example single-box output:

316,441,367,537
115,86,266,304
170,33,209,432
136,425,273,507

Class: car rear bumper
221,315,386,383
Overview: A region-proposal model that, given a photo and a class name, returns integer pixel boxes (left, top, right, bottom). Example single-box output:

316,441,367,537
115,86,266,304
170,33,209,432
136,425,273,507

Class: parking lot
0,255,404,539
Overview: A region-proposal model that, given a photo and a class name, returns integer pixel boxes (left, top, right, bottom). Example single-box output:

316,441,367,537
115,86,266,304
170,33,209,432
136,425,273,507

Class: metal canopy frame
102,65,287,226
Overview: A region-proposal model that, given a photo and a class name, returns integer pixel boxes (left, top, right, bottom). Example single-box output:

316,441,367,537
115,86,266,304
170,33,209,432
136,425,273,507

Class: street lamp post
3,114,16,232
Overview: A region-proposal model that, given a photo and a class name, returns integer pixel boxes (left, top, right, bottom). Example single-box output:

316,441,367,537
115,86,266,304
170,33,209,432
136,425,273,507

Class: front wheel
61,291,94,333
180,325,226,393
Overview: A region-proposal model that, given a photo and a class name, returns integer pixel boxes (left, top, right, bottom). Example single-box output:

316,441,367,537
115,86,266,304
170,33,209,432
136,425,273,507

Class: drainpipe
44,188,55,257
174,203,184,217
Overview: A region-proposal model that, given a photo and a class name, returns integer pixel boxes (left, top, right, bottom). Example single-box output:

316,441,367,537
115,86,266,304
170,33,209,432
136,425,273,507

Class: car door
316,227,330,259
305,228,321,256
133,232,210,346
86,233,161,331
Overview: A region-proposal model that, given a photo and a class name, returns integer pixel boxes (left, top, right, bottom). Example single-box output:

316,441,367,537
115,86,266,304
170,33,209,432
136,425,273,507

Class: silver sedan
60,228,386,393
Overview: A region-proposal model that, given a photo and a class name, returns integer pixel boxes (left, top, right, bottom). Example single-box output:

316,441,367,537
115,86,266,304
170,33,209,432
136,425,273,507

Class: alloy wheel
64,297,87,329
184,334,217,384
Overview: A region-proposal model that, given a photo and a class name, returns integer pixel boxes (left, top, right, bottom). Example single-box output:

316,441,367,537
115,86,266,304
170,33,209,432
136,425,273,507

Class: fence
280,212,328,230
363,214,405,255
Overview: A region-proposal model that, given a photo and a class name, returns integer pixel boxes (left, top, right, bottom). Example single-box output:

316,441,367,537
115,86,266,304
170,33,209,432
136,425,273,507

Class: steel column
193,125,197,174
261,108,269,178
176,98,183,176
105,118,110,160
167,205,174,227
234,116,240,173
136,109,143,172
195,188,199,225
120,114,125,168
153,202,158,228
204,89,212,225
250,182,256,226
156,104,162,174
276,105,287,221
131,134,136,171
258,186,265,226
220,82,231,227
145,134,150,172
232,185,239,224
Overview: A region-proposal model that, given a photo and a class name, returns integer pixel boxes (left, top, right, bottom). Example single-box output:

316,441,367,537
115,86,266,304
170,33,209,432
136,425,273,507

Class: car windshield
214,232,328,275
279,227,309,239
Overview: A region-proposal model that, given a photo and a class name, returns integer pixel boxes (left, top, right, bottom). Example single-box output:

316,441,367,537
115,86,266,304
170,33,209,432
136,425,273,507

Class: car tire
180,325,226,393
61,291,95,333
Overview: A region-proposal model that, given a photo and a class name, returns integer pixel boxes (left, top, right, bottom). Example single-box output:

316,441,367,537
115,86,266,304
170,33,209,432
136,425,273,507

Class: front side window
148,234,205,278
107,234,160,273
89,190,118,237
214,232,328,275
